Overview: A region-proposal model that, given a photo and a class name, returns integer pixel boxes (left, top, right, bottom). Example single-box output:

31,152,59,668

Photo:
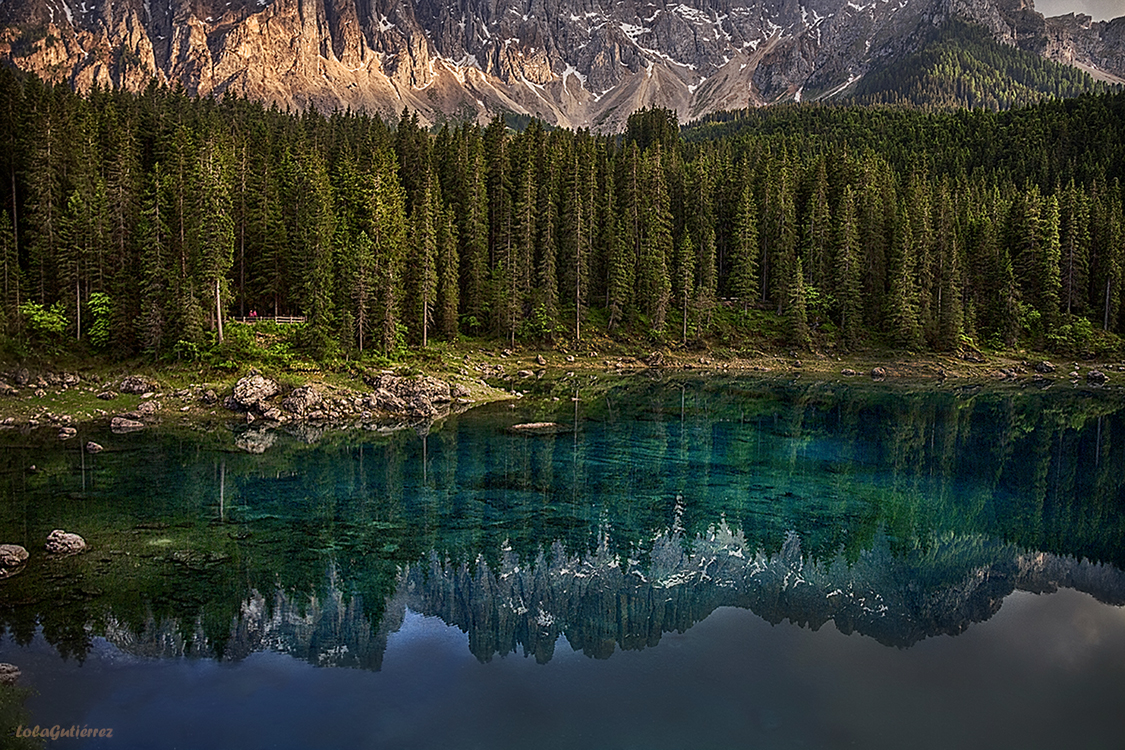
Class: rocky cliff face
1,0,1122,129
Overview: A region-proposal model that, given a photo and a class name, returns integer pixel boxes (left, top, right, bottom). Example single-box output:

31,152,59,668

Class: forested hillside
852,21,1115,111
0,67,1123,364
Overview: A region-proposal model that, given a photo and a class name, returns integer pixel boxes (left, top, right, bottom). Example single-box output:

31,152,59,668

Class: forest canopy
0,66,1123,364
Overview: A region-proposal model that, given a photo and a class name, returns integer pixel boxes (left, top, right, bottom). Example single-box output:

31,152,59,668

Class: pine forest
2,66,1125,366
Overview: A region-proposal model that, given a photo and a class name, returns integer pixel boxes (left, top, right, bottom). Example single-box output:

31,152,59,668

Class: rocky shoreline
0,348,1122,445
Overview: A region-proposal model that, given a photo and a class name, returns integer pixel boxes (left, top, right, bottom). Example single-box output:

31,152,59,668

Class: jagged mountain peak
1,0,1122,129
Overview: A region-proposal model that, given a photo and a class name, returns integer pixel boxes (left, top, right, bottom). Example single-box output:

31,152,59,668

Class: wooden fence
229,316,307,324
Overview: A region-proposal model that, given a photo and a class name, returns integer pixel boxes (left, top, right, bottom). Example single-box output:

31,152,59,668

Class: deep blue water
1,377,1125,749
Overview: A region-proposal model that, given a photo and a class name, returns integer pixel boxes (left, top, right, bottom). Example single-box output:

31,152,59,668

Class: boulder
85,441,104,454
0,380,17,396
58,427,77,440
119,375,158,394
281,385,323,415
111,416,145,433
96,390,117,400
536,354,548,366
0,544,28,568
841,369,857,377
363,374,453,418
0,663,19,686
1034,360,1057,374
231,374,281,413
870,367,887,379
1087,370,1108,385
644,351,665,367
134,400,160,418
45,529,86,556
13,367,30,386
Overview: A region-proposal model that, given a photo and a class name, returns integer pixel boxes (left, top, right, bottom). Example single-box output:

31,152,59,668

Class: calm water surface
1,376,1124,749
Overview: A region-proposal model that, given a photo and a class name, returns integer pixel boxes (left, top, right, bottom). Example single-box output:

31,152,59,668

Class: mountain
0,0,1122,129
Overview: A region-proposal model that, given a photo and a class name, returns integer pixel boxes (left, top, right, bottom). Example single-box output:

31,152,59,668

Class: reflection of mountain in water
403,529,1125,659
102,530,1125,668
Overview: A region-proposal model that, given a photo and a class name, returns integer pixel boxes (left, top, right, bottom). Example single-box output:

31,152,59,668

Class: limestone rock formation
1,0,1121,132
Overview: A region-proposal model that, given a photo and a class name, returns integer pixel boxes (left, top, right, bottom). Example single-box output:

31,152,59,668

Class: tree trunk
215,277,224,344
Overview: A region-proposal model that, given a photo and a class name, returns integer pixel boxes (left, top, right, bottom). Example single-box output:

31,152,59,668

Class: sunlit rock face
1,0,1122,130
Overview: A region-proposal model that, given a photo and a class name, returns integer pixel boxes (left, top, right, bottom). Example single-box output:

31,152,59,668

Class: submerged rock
508,422,573,435
45,529,87,556
1087,370,1108,385
0,663,19,685
111,416,145,433
0,544,28,569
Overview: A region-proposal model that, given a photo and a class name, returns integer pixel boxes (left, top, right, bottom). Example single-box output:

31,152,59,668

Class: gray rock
111,416,145,433
135,400,160,418
0,663,19,686
871,367,888,379
0,380,17,396
119,375,158,394
85,441,104,453
201,388,218,405
281,385,323,415
841,369,857,376
13,368,30,386
97,390,117,400
363,374,453,418
536,354,548,366
45,529,87,556
644,351,665,367
0,544,29,568
1034,360,1057,374
231,374,281,413
1087,370,1108,385
58,427,77,440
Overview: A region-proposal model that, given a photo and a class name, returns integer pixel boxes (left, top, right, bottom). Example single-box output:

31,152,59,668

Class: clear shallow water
2,377,1125,749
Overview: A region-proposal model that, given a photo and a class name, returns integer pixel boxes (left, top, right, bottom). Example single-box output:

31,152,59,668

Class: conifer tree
729,181,759,312
888,208,921,348
193,135,235,345
675,230,696,343
137,163,171,353
835,185,862,348
638,146,672,330
789,258,811,349
1059,180,1090,317
0,210,18,329
436,204,460,340
369,145,408,355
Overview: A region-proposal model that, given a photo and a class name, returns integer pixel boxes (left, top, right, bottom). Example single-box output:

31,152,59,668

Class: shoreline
1,347,1122,438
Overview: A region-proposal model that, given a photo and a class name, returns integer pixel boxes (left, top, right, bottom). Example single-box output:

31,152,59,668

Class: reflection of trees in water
1,379,1125,664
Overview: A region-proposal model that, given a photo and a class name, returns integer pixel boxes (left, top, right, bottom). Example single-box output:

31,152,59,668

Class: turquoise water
1,377,1125,749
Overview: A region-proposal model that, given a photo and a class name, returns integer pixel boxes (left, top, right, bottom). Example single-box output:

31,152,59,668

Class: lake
2,376,1124,749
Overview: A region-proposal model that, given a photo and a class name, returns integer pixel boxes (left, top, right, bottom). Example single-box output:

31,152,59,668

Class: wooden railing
229,316,307,324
